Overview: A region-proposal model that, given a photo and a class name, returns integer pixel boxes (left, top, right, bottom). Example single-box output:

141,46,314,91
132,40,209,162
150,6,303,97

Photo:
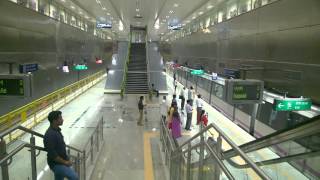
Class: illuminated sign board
190,70,204,75
168,24,182,30
273,98,312,111
0,75,32,97
96,22,112,28
74,64,88,70
225,79,264,104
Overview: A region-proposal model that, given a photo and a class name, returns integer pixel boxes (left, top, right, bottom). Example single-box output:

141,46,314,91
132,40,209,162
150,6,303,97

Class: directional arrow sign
273,98,312,111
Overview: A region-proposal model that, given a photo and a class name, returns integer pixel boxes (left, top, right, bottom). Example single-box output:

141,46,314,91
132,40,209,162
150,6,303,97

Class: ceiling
66,0,222,40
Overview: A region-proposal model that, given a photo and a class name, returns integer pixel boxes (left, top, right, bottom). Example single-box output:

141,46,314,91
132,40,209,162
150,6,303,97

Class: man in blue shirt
44,111,78,180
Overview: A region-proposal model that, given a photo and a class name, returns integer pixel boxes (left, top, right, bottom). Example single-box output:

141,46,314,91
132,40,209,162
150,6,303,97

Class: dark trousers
180,97,185,110
185,113,192,130
197,107,202,124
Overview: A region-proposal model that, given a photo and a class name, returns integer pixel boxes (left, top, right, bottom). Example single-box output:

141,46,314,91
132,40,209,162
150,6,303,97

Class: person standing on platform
44,111,79,180
199,110,208,127
167,102,177,129
196,94,204,125
172,94,177,105
185,100,193,131
138,96,145,126
179,87,186,111
171,110,182,139
188,86,195,105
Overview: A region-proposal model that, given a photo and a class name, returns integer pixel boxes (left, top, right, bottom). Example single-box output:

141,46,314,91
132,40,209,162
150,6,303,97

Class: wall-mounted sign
96,22,112,28
0,75,32,97
224,68,240,79
191,69,204,75
225,79,264,104
273,98,312,111
212,72,218,80
74,64,88,70
62,66,69,73
19,63,38,73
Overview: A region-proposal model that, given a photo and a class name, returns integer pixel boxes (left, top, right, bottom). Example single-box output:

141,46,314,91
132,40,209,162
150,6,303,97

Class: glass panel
227,0,238,19
38,0,49,16
252,0,261,9
27,0,38,11
49,3,59,19
239,0,252,14
7,147,32,179
60,9,67,23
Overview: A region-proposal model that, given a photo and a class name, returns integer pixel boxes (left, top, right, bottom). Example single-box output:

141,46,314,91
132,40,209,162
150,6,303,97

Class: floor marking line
144,132,159,180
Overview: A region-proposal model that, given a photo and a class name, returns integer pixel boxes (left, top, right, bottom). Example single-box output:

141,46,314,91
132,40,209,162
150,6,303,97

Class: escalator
160,115,320,180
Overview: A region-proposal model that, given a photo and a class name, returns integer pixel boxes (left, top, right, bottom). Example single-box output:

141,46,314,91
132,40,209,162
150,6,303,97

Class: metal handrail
160,117,176,151
224,117,320,158
174,123,270,179
0,142,45,165
0,125,83,153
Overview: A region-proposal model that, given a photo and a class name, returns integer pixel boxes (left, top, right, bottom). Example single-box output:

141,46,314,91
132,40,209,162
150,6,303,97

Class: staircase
125,43,149,94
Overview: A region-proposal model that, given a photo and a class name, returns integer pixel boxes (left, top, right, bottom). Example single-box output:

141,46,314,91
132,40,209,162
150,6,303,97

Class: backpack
138,100,143,110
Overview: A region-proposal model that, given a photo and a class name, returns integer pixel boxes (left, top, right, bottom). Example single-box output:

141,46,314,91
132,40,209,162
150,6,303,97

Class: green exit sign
0,78,24,96
74,64,88,70
191,70,204,75
273,98,312,111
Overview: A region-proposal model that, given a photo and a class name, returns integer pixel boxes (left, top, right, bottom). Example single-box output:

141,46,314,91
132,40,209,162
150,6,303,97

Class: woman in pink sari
171,111,182,139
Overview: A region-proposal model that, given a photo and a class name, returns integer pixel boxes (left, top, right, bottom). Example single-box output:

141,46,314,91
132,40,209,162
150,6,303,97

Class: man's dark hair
48,111,62,123
140,96,144,100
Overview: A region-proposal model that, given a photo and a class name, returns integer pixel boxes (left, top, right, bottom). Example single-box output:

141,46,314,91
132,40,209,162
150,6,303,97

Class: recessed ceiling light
85,16,89,19
198,11,203,15
192,16,196,19
136,8,140,12
207,5,213,9
79,11,82,14
166,16,169,19
107,13,110,16
169,10,174,14
71,6,75,9
102,7,106,10
61,0,65,2
162,19,166,22
173,3,179,7
186,20,190,23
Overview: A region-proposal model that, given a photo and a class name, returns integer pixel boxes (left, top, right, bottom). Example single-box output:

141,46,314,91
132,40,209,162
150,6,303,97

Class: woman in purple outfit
171,110,182,139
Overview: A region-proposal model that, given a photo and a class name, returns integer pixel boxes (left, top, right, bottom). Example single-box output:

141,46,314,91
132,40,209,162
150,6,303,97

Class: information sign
19,63,38,73
225,79,264,104
191,70,204,75
224,68,240,79
74,64,88,70
0,75,32,97
273,98,312,111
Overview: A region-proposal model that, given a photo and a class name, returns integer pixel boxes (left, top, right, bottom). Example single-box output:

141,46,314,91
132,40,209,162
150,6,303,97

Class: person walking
43,111,79,180
138,96,145,126
185,100,193,131
196,94,204,125
171,110,182,139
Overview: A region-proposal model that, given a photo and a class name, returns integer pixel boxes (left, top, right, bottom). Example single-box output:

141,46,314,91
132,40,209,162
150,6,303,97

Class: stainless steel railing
0,117,104,180
159,116,271,180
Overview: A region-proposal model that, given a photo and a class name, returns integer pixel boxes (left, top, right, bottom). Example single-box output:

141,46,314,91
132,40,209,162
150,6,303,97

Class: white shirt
186,103,193,113
196,98,203,108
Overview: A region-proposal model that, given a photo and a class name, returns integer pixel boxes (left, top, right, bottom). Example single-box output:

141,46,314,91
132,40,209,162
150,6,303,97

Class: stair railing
0,117,104,180
120,41,131,98
159,116,270,180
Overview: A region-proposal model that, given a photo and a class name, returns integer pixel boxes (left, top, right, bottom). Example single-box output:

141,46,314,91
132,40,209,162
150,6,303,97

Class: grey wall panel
105,71,124,90
149,72,167,91
163,0,320,103
0,1,113,116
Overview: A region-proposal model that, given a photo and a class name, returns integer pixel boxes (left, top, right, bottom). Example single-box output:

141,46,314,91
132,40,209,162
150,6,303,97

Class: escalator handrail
175,122,270,180
223,116,320,158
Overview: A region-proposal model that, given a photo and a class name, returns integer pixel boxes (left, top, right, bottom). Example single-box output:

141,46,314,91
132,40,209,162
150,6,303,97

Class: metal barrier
0,117,104,180
0,71,105,143
159,116,271,180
